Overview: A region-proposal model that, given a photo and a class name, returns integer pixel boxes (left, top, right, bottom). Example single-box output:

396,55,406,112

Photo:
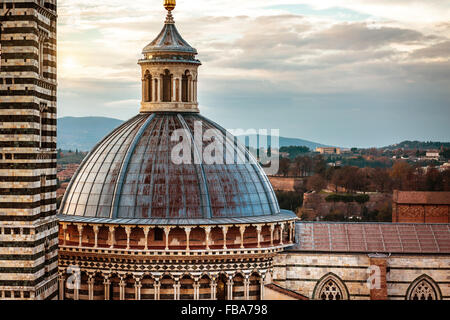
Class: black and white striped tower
0,0,58,300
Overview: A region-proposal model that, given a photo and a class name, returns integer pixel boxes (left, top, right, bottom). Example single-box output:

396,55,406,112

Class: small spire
164,0,176,24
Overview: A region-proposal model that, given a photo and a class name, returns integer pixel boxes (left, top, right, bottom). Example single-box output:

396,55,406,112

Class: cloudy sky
57,0,450,148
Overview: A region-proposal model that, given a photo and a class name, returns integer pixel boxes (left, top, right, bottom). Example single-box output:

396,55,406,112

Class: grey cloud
302,23,426,50
411,41,450,58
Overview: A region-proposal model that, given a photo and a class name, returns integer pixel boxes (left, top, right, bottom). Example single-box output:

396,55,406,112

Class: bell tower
139,0,201,113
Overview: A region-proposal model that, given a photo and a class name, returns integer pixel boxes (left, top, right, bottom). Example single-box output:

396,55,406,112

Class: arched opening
96,226,109,248
160,275,174,300
199,275,211,300
168,227,186,250
162,69,172,102
232,273,245,300
216,274,227,301
149,227,165,249
109,274,121,300
227,227,240,249
249,272,261,300
244,226,258,248
124,274,135,300
180,275,194,300
65,224,79,246
114,227,127,249
182,70,190,102
130,227,144,250
190,227,206,250
210,227,224,249
406,275,441,300
144,71,152,102
93,273,105,300
79,272,89,300
81,225,95,247
141,275,155,300
261,225,271,247
273,225,282,245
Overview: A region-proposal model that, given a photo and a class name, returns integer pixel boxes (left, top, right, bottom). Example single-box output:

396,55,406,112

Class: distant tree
425,166,443,191
313,155,327,177
279,146,310,159
306,174,326,192
389,161,413,190
275,191,303,212
279,158,290,177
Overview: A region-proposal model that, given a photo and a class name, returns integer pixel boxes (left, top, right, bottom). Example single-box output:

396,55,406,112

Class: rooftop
289,221,450,254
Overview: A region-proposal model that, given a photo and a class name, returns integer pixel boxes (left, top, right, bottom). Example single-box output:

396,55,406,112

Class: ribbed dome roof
59,113,283,222
142,21,197,55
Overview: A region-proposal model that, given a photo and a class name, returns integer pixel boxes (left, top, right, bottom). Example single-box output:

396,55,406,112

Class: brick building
0,0,58,299
393,190,450,223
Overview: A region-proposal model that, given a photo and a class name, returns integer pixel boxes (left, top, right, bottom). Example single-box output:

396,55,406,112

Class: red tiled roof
393,190,450,205
290,222,450,254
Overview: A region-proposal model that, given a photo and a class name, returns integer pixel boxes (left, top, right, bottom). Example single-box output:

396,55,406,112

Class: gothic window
162,69,172,102
407,275,441,300
38,38,44,76
314,273,349,300
319,279,342,300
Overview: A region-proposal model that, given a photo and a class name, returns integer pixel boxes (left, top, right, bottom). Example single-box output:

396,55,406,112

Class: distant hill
57,116,331,152
383,140,450,150
236,135,331,150
58,117,124,151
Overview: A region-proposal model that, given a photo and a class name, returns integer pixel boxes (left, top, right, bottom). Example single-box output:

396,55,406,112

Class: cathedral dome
58,112,293,225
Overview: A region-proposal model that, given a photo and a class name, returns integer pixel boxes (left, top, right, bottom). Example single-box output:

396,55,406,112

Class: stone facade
273,252,450,300
0,0,58,300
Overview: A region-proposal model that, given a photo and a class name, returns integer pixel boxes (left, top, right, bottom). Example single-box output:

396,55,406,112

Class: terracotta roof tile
290,221,450,254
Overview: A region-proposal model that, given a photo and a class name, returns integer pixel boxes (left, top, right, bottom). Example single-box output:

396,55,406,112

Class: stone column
119,277,126,301
173,276,181,300
62,224,67,246
279,224,284,245
88,275,94,300
164,226,171,250
185,227,191,251
104,276,111,300
154,280,161,300
125,226,131,250
134,276,142,301
58,272,65,300
143,226,150,250
222,226,228,250
210,274,217,300
93,225,99,248
204,227,211,250
226,275,233,300
270,224,274,247
77,224,83,247
157,77,161,102
256,225,262,248
244,274,250,300
109,226,115,249
260,272,266,300
142,77,146,102
152,273,162,300
239,225,246,249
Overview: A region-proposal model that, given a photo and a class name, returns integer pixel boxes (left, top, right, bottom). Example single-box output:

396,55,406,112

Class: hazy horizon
57,0,450,148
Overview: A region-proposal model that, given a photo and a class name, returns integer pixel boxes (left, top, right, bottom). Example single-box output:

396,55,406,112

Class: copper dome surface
59,113,285,222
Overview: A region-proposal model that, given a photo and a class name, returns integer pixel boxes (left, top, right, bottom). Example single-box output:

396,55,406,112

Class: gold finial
164,0,176,12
